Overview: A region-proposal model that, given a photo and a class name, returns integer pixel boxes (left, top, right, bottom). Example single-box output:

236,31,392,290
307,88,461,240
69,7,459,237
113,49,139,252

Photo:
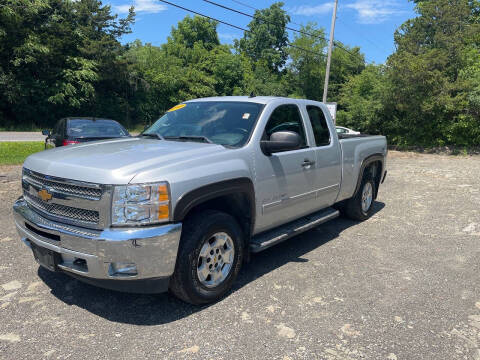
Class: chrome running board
250,207,339,253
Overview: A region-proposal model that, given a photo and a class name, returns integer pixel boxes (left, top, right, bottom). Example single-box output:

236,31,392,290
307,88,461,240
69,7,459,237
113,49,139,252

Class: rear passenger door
305,105,342,207
254,104,319,233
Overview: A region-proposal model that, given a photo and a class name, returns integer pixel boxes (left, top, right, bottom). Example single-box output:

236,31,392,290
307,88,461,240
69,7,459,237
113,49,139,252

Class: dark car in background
42,117,130,148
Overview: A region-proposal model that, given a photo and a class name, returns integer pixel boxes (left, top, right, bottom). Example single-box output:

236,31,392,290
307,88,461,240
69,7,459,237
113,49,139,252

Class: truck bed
336,135,387,202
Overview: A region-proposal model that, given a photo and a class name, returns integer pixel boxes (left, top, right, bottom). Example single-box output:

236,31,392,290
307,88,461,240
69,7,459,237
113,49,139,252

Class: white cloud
114,0,166,14
345,0,404,24
290,0,404,24
289,3,334,16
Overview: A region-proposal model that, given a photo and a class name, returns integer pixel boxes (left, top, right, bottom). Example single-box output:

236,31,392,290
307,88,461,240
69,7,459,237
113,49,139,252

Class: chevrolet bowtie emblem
38,189,53,202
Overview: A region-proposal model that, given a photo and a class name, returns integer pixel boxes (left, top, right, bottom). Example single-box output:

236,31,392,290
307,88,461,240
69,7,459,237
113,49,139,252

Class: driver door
254,104,318,233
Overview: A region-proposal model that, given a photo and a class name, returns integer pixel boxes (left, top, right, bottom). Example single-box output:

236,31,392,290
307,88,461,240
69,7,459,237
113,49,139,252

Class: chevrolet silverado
13,96,387,304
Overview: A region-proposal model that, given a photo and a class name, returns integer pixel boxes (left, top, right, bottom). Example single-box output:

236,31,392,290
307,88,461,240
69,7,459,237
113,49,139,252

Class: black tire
344,175,376,221
169,210,244,305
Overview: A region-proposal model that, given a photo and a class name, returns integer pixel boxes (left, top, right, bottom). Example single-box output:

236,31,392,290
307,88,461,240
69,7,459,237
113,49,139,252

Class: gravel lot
0,152,479,359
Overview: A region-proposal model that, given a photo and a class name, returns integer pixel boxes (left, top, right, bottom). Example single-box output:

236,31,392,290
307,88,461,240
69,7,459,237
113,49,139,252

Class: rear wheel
344,174,376,221
169,210,244,305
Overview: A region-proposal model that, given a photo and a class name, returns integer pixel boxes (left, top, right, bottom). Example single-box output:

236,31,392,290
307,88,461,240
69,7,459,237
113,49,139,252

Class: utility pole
323,0,339,104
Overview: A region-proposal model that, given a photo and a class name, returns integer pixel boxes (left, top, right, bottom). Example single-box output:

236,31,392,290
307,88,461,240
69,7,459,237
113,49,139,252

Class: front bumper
13,197,182,293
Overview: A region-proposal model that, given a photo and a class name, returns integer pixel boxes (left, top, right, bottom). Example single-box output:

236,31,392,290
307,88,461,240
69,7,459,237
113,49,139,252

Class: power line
204,0,329,46
223,0,374,64
157,0,246,31
230,0,310,29
230,0,254,11
158,0,326,58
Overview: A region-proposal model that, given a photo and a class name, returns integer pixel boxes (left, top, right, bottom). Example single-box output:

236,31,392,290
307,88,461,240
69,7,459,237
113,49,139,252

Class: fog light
109,262,138,276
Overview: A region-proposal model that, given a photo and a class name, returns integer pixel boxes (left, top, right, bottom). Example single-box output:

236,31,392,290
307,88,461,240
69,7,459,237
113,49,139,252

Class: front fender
172,177,255,223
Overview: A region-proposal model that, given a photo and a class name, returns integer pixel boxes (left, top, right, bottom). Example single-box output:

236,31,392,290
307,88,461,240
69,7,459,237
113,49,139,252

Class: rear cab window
306,105,331,147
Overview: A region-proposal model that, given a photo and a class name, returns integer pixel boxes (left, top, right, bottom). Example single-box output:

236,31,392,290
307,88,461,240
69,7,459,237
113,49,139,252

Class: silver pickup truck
13,96,387,304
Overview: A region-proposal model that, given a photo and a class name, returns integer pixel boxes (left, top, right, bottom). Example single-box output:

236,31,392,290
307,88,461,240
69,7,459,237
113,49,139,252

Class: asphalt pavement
0,152,479,359
0,132,46,142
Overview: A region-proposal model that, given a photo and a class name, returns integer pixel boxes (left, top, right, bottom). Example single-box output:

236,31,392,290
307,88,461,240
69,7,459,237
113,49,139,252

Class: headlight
112,182,170,226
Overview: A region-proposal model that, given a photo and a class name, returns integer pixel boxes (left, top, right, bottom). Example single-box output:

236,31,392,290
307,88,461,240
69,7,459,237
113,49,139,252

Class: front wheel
344,175,376,221
169,210,244,305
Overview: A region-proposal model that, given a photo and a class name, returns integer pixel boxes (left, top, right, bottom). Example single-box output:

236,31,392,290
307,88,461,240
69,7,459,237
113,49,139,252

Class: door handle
302,159,316,167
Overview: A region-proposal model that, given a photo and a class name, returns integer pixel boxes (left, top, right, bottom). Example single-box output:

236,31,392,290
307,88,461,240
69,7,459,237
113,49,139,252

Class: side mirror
260,131,302,156
42,130,50,136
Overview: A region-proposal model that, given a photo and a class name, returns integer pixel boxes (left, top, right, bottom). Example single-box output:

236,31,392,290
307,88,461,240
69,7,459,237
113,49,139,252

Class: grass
127,124,147,134
0,142,45,165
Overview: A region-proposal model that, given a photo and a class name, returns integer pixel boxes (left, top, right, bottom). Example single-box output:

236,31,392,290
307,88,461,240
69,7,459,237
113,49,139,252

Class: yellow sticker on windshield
167,104,186,112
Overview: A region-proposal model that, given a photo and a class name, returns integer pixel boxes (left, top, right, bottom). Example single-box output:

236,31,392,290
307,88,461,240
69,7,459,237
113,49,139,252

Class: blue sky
109,0,417,64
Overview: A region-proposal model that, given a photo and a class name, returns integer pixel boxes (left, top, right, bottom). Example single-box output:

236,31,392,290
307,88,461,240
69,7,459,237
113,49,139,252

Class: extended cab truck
13,97,387,305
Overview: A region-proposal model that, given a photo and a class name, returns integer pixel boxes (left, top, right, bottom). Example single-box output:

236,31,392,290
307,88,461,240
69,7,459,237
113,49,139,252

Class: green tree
3,0,479,148
287,23,364,103
0,0,134,128
169,16,220,50
236,2,290,73
336,65,389,135
287,23,327,100
123,16,251,125
328,44,365,101
385,0,480,146
212,50,250,96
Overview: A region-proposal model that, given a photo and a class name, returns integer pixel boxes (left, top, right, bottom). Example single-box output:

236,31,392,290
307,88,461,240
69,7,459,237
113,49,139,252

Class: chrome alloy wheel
361,182,373,213
197,232,235,288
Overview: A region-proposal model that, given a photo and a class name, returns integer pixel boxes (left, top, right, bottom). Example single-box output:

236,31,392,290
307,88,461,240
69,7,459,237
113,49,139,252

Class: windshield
67,119,128,138
143,101,264,147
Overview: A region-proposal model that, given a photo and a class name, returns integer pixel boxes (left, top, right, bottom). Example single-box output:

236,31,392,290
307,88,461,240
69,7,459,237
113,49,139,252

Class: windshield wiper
139,133,164,140
164,135,213,144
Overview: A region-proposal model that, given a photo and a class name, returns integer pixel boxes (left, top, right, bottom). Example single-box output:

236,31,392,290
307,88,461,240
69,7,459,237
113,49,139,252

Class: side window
53,121,62,136
264,104,307,147
306,106,331,147
60,120,66,136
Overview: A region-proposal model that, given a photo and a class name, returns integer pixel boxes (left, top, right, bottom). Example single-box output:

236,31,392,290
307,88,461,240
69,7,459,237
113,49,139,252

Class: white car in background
336,126,360,135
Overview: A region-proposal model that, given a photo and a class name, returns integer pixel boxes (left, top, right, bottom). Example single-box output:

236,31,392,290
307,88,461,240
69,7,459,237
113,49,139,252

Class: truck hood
23,138,229,184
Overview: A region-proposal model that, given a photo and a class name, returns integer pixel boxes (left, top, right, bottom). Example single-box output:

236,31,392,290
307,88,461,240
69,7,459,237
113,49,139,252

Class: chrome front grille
24,192,100,224
24,170,102,199
22,168,110,229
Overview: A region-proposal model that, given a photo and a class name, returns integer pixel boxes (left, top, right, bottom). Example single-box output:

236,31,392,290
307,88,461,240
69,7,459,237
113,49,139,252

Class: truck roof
186,96,317,105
